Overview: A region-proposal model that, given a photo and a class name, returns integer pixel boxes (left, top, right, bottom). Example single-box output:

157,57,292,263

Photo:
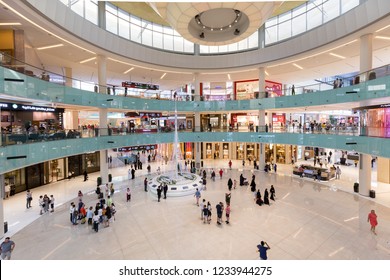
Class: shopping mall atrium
1,0,390,260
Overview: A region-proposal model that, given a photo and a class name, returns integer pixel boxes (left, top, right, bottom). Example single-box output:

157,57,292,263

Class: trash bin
4,221,8,233
353,182,359,193
369,190,376,198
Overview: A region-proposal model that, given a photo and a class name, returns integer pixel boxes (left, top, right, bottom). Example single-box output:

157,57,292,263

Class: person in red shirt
367,209,378,235
219,168,223,179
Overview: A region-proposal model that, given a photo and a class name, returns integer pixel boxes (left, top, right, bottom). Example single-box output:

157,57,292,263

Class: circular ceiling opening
188,8,249,44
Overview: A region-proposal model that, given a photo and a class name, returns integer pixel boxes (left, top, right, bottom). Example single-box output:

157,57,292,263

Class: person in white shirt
92,210,100,232
4,183,10,199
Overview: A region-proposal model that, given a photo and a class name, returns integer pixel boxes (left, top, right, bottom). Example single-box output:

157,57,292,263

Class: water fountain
148,99,202,197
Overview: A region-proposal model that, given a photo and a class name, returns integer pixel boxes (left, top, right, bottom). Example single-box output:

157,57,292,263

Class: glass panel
341,0,359,13
163,34,174,51
130,15,141,26
265,17,277,28
85,0,98,25
70,0,84,17
292,13,306,36
153,24,163,33
183,39,194,53
218,45,228,53
106,12,118,34
292,4,306,17
118,9,128,21
323,0,340,23
209,46,218,53
142,28,153,47
265,25,277,45
106,2,117,15
199,45,209,53
164,26,174,35
247,32,258,49
307,5,323,29
118,18,130,39
227,43,238,52
238,39,248,50
153,31,163,49
173,36,184,52
59,0,69,6
131,24,142,43
278,20,291,41
278,11,291,23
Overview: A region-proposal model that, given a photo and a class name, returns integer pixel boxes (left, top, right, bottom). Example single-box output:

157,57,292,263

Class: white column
194,73,201,102
258,110,266,166
64,67,72,88
358,153,371,196
97,54,107,94
99,108,109,184
360,34,373,80
63,110,79,130
258,67,266,99
0,174,5,236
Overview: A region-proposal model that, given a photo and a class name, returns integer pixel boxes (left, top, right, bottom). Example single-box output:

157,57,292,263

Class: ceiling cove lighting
264,70,269,76
375,25,390,32
0,1,95,55
36,44,64,50
123,67,134,74
0,22,21,26
292,63,303,70
79,57,97,64
375,36,390,40
160,73,167,79
329,52,346,59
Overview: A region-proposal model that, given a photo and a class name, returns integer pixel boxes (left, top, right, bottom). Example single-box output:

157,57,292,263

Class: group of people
38,194,55,215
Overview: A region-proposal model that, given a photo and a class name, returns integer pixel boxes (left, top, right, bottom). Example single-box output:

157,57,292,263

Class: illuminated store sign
0,102,61,112
122,81,159,90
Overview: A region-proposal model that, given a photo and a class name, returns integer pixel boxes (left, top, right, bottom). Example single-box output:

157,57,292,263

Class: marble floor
2,155,390,260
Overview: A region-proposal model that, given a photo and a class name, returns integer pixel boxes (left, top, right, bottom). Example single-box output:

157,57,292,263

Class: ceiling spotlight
234,29,240,35
199,32,205,39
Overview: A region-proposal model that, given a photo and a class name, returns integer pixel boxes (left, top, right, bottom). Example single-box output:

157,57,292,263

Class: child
225,204,231,224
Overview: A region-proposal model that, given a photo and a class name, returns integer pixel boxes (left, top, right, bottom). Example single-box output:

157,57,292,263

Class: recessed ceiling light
265,70,269,76
36,44,64,50
123,67,134,74
160,73,167,79
227,74,231,80
375,36,390,40
329,52,346,59
79,57,96,64
0,22,21,26
292,63,303,70
375,25,390,32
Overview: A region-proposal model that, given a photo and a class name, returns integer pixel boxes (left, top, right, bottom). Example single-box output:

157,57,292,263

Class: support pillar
97,54,107,94
258,67,266,99
194,73,200,102
358,153,371,196
99,108,108,184
0,174,5,237
64,67,72,88
258,110,266,166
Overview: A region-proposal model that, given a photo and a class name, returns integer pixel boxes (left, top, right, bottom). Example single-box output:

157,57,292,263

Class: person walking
163,183,168,199
225,192,231,206
126,187,131,202
202,205,208,224
335,166,341,179
227,178,233,191
264,188,270,206
4,183,10,199
257,241,271,260
0,237,15,260
207,201,212,224
225,204,231,224
216,202,224,225
219,168,223,179
128,168,131,180
202,177,207,191
157,184,162,202
228,160,232,170
83,170,88,181
92,210,100,232
270,185,276,201
194,188,201,206
367,209,378,235
49,195,55,212
144,177,148,192
26,189,33,209
200,199,206,219
131,168,135,179
256,190,263,206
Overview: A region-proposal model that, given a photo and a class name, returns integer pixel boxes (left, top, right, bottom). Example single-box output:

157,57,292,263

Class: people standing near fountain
227,178,233,191
163,183,168,199
219,168,224,179
144,177,148,192
194,188,201,206
157,184,162,202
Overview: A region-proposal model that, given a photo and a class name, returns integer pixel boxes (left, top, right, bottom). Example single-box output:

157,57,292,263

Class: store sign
125,112,162,118
117,145,157,152
122,81,159,90
0,102,57,112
